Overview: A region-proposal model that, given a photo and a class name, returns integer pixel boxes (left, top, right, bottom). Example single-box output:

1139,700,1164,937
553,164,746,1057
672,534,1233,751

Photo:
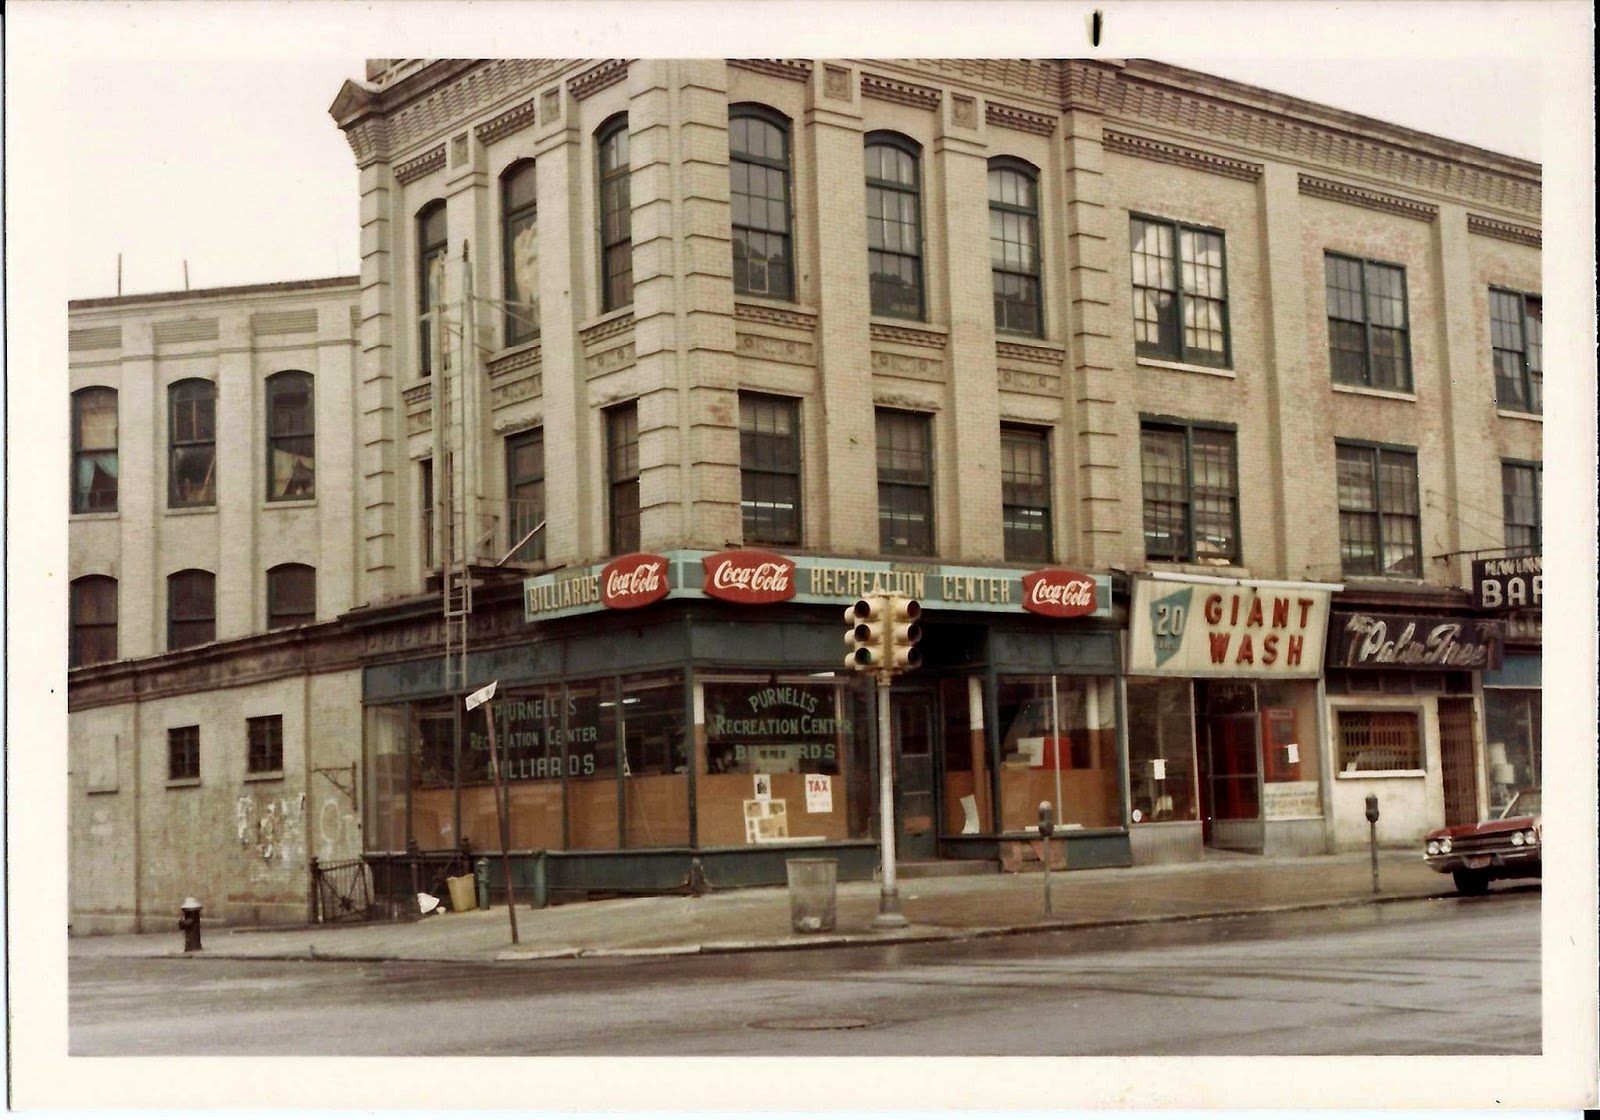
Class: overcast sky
8,1,1584,301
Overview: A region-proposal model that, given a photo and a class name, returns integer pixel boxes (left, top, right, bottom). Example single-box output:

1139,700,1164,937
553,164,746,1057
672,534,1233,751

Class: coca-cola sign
702,549,797,605
1021,569,1099,618
599,553,671,610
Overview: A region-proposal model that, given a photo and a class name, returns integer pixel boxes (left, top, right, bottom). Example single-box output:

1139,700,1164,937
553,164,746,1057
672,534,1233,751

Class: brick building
68,58,1542,931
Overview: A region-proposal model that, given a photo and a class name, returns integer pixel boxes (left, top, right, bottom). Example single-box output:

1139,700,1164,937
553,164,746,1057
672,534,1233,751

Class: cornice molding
861,72,942,111
870,322,948,350
1467,213,1542,248
1103,129,1262,182
729,59,812,83
986,101,1057,137
394,145,446,185
474,97,539,145
580,312,634,347
735,301,818,332
487,343,543,378
996,339,1067,365
570,59,629,101
402,383,432,407
1298,174,1437,222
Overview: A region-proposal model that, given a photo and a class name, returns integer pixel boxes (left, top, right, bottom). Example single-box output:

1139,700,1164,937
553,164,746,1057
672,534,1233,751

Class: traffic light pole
871,670,908,929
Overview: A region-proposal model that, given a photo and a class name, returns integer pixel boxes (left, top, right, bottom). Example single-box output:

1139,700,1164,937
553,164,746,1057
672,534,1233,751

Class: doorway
1195,680,1262,850
891,690,938,860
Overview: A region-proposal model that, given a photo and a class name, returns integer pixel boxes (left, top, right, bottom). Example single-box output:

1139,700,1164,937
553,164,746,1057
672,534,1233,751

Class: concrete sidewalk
69,850,1462,965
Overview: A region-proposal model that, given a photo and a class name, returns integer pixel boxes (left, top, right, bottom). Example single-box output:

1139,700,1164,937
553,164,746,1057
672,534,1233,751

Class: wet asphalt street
70,890,1539,1057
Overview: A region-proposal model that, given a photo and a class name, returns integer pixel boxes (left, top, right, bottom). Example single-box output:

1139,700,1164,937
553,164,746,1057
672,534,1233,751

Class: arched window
266,371,315,500
70,575,118,667
266,563,317,629
989,158,1042,337
167,569,216,650
71,387,118,514
730,105,793,300
501,160,540,347
168,379,216,507
864,133,924,321
596,115,632,312
417,200,448,376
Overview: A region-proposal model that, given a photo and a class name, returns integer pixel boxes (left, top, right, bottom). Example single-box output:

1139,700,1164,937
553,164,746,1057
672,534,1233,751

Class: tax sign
701,549,797,604
1021,568,1098,618
599,553,671,610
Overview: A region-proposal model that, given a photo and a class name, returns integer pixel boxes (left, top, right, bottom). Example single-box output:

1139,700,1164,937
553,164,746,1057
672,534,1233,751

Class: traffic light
843,596,887,671
885,596,923,671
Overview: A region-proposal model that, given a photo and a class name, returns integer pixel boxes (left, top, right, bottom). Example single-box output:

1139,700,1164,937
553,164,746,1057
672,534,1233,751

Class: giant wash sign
1126,577,1333,677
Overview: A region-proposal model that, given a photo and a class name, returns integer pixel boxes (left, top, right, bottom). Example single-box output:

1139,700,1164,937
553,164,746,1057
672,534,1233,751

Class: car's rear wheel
1453,870,1490,895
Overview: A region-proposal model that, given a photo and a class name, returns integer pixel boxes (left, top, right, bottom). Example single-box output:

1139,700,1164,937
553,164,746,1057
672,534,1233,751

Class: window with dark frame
738,393,801,546
247,715,284,774
875,409,933,555
70,575,118,668
168,725,200,782
1335,443,1420,577
1336,709,1422,772
501,160,540,347
420,457,435,570
1490,288,1542,413
606,402,640,555
505,428,546,564
1324,252,1411,391
1140,422,1239,565
1130,217,1229,367
1000,425,1051,563
989,160,1042,337
168,379,216,507
167,569,216,651
265,371,315,500
72,387,119,514
864,134,924,321
730,106,794,301
266,563,316,629
1501,461,1542,556
417,201,448,377
597,116,632,312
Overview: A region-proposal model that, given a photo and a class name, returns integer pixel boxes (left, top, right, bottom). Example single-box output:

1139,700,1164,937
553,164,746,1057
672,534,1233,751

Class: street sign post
466,680,519,944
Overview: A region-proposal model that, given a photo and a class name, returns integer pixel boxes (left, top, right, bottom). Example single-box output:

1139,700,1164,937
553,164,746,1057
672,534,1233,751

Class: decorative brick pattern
395,145,446,184
735,302,817,332
69,326,121,352
871,350,945,381
823,65,851,100
585,342,636,378
952,95,977,128
251,310,318,336
729,59,812,82
153,318,219,344
861,72,942,111
487,343,543,379
570,59,629,101
996,339,1066,365
870,322,947,349
1298,174,1437,222
998,368,1063,396
491,374,542,408
737,333,816,365
474,97,538,145
581,312,634,348
1103,129,1263,182
1466,213,1541,248
986,101,1056,136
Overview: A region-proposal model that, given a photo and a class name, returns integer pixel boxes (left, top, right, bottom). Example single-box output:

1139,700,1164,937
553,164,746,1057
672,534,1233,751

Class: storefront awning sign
1127,576,1332,677
525,550,1112,622
1470,555,1541,611
1327,612,1506,671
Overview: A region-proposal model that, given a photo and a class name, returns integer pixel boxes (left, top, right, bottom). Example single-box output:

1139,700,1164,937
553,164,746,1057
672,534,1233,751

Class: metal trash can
445,873,477,912
786,858,838,933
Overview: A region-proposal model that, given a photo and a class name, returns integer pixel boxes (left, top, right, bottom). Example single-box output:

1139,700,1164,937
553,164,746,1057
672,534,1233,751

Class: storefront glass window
1124,678,1197,823
461,685,567,851
410,703,461,849
1257,680,1323,819
364,704,410,852
699,677,872,846
566,679,619,849
996,675,1120,832
939,677,989,834
619,673,689,848
1484,688,1540,816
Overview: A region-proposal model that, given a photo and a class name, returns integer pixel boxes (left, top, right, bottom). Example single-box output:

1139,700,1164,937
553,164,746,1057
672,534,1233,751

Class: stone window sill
1137,356,1236,379
244,770,285,783
1331,383,1417,403
166,778,201,789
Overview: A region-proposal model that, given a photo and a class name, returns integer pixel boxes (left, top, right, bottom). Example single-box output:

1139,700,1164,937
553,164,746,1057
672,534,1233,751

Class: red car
1423,788,1541,895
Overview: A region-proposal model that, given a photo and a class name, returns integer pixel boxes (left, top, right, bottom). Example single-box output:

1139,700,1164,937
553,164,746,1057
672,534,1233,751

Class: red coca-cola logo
600,553,671,610
1022,569,1099,618
702,550,797,605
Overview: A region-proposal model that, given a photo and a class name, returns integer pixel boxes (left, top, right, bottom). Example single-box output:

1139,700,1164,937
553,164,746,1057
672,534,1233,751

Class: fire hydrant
178,897,203,952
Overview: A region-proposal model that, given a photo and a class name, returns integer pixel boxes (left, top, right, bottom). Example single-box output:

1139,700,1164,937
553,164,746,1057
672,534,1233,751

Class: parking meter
1365,794,1380,892
1038,801,1055,917
1364,794,1380,823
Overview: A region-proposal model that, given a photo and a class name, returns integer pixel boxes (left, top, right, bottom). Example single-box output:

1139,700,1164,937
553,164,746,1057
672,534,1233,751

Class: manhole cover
748,1015,876,1031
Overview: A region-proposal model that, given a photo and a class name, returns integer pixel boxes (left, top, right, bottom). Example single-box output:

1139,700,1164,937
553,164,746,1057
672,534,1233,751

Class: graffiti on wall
235,792,306,864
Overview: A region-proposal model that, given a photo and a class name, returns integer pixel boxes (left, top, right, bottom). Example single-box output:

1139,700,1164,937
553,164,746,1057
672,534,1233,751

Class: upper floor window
1325,253,1411,391
606,402,640,554
730,106,794,301
1140,421,1239,565
1501,461,1542,556
420,457,436,571
167,568,216,650
71,387,118,514
501,160,540,347
168,379,216,507
1335,443,1419,577
1490,288,1542,413
417,201,448,377
266,563,317,629
168,725,201,782
597,116,632,312
247,715,284,774
865,133,924,321
266,371,314,500
739,392,801,547
990,160,1042,337
1131,216,1228,367
505,428,546,564
1000,425,1051,562
876,409,933,555
70,575,118,668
